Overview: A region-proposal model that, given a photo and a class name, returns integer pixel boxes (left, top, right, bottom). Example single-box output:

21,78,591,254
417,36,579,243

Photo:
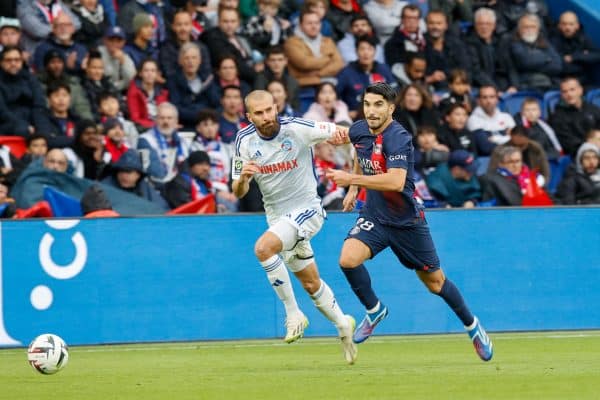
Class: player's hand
328,126,349,145
326,168,353,187
342,186,358,212
241,160,260,180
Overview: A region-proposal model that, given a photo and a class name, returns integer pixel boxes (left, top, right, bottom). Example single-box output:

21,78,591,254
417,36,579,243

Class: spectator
429,0,473,32
117,0,167,46
423,10,471,91
415,125,449,174
164,149,237,212
362,0,409,45
189,108,232,187
32,12,88,75
284,10,345,88
0,182,16,218
508,13,562,91
384,4,425,69
102,118,130,164
290,0,334,39
267,79,300,117
438,69,474,114
516,97,562,162
21,134,49,167
241,0,293,55
159,9,212,80
313,142,346,210
36,49,93,121
98,92,140,148
126,58,169,131
167,42,213,130
200,6,257,85
102,148,169,210
467,85,515,155
480,145,525,206
72,0,110,48
62,119,108,180
493,0,552,37
336,35,396,119
97,26,137,92
17,0,81,54
337,15,385,65
253,45,300,110
550,11,600,86
437,103,476,154
80,51,122,121
123,13,160,69
465,7,518,92
393,51,428,89
138,102,190,184
183,0,212,39
217,85,250,144
43,148,69,173
425,149,481,208
393,83,440,137
504,125,550,184
303,82,352,126
0,17,29,63
0,143,25,187
206,55,252,110
0,46,51,137
549,77,600,157
80,184,120,218
556,142,600,205
587,129,600,149
326,0,364,42
44,81,81,148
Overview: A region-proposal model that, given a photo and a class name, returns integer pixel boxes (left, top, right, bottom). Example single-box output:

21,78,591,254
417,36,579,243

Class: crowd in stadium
0,0,598,217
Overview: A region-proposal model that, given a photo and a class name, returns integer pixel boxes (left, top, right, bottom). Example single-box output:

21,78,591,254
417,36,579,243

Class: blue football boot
466,316,493,361
353,303,388,344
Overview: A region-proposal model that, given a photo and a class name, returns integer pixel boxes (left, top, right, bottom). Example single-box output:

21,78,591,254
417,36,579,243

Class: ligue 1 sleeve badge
232,156,244,180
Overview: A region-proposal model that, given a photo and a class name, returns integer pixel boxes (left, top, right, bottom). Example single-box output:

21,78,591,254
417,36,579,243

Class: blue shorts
345,215,440,272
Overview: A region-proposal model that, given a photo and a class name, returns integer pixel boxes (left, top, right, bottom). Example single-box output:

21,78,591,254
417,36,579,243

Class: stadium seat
43,186,83,217
499,91,543,116
14,201,53,219
543,90,561,119
167,194,216,215
298,87,316,115
0,136,27,158
585,88,600,108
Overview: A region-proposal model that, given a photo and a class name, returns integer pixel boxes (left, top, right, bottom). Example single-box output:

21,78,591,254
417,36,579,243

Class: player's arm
327,167,407,192
232,161,260,198
341,152,362,211
326,125,351,146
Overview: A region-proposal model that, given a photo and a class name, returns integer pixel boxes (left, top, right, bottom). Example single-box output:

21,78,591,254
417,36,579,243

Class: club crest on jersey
280,138,293,151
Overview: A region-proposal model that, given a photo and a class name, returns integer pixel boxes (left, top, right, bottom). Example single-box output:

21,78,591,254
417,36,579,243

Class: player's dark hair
364,82,397,103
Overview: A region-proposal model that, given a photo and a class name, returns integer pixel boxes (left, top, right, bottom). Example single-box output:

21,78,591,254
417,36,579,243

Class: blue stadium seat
43,186,83,217
499,91,543,117
298,87,316,115
585,88,600,108
543,90,561,119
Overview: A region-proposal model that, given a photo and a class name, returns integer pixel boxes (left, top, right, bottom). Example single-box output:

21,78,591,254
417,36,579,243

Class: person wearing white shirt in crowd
467,85,515,145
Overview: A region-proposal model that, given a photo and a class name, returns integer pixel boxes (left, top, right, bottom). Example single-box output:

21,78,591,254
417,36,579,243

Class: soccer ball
27,333,69,375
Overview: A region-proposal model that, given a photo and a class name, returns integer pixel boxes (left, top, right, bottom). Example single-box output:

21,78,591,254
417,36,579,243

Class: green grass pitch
2,331,598,400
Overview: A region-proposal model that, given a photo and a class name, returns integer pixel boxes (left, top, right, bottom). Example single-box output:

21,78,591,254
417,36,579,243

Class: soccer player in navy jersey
326,82,493,361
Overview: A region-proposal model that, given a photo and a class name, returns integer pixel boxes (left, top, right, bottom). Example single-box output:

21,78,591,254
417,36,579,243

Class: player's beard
366,113,389,133
258,119,280,137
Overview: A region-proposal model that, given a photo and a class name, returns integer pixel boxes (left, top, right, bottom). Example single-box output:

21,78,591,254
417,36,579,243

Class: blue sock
341,264,379,310
434,279,475,326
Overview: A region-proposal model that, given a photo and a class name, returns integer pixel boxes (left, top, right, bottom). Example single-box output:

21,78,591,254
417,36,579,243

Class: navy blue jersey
349,119,422,227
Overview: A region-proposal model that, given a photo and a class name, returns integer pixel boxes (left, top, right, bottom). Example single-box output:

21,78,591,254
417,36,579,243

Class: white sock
260,255,300,316
310,280,348,332
367,301,380,314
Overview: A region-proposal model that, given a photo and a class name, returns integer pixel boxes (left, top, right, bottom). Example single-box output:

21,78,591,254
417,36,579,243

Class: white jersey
234,117,336,222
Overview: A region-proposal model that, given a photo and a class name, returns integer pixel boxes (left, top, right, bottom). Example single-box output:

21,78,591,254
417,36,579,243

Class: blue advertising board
0,207,598,347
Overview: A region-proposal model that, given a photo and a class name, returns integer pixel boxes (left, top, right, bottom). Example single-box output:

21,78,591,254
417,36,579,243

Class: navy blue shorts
345,215,440,272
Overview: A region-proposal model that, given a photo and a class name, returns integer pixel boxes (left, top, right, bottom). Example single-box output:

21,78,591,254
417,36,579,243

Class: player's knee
254,240,277,261
339,253,361,269
424,278,444,294
300,277,320,295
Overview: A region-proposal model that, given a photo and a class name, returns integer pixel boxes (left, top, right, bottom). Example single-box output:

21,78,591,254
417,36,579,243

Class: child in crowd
415,125,450,174
102,118,129,163
438,69,474,114
81,50,122,120
21,134,49,167
98,92,139,148
267,79,299,117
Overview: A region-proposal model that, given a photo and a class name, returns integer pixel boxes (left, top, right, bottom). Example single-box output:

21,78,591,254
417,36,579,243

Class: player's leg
339,218,389,343
396,219,493,361
290,257,357,364
254,230,305,343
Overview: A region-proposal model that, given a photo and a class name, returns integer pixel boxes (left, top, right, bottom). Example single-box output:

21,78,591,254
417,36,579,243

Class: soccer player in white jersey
232,90,357,365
